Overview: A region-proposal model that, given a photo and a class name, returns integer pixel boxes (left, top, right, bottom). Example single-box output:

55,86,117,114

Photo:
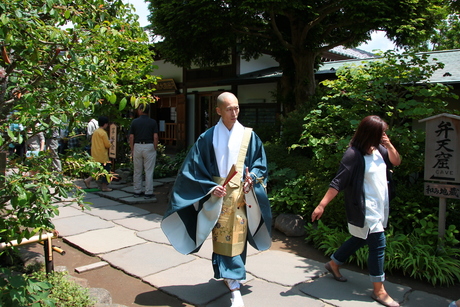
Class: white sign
420,114,460,183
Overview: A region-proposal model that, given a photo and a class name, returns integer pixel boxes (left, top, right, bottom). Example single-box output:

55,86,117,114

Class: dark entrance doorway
194,92,221,140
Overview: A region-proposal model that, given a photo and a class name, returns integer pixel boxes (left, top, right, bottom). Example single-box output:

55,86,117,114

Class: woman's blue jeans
331,231,386,283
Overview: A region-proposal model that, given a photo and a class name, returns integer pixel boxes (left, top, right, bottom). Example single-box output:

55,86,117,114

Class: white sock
231,290,244,307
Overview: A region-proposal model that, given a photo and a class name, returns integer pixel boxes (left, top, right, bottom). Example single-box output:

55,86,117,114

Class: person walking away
311,115,401,307
47,128,62,172
161,92,272,307
129,103,159,199
84,116,112,192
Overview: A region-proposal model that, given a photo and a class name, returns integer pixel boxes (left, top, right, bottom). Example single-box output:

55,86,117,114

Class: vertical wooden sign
109,123,117,159
420,113,460,183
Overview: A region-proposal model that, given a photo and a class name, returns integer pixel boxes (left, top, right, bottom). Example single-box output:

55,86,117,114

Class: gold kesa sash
212,128,252,257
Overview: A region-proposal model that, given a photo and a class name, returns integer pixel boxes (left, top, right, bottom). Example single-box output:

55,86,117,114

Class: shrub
31,270,95,307
0,267,54,307
154,144,187,178
61,151,110,180
0,268,95,307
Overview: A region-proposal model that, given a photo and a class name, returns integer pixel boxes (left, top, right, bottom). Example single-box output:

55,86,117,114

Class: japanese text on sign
421,114,460,183
109,124,117,159
424,183,460,199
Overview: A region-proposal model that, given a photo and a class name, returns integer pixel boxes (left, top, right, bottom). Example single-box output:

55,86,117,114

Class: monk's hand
243,167,253,194
213,185,226,198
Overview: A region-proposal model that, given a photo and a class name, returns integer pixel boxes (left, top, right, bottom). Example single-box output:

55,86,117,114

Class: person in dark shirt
129,103,159,198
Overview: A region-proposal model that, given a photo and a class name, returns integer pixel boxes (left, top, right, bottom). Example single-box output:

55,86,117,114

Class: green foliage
277,101,313,147
264,140,310,175
0,267,55,307
414,12,460,51
306,220,460,286
306,221,350,257
265,140,312,216
0,0,159,154
269,175,309,216
0,158,90,247
31,270,95,307
154,144,187,178
61,151,110,180
265,138,348,227
0,268,95,307
0,0,160,248
0,1,162,304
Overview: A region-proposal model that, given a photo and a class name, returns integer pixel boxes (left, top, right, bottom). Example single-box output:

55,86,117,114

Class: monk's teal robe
161,126,272,259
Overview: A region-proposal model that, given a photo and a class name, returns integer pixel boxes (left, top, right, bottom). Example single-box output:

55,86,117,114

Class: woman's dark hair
350,115,388,155
98,116,109,127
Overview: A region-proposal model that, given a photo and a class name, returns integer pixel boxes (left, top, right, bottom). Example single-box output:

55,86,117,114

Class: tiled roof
318,49,460,84
328,45,376,59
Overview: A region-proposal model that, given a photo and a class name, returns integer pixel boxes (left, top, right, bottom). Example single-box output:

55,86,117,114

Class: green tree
417,13,460,51
147,0,447,110
413,0,460,51
0,0,158,249
1,0,158,141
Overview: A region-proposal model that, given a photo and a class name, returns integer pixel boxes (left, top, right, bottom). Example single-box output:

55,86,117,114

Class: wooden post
109,123,117,172
43,236,54,275
438,197,447,239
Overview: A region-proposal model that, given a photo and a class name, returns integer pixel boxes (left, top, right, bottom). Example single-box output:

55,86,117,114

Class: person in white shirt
311,115,401,307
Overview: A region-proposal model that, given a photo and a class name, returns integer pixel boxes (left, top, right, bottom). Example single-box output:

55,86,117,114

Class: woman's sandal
101,188,113,192
371,293,400,307
324,262,347,282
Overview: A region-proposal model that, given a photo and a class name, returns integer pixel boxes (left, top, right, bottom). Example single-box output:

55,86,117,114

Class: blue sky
123,0,395,53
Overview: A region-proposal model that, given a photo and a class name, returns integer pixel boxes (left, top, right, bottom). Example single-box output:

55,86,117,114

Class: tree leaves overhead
147,0,448,108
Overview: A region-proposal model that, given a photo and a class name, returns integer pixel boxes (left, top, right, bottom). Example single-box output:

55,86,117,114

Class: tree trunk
292,51,318,109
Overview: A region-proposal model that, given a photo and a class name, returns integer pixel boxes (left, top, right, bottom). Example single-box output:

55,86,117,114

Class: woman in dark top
311,115,401,307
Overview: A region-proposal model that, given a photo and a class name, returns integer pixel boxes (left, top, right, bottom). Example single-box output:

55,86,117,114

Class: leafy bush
0,268,95,307
269,175,310,216
154,144,188,178
61,151,110,181
31,270,95,307
1,160,89,246
0,267,54,307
